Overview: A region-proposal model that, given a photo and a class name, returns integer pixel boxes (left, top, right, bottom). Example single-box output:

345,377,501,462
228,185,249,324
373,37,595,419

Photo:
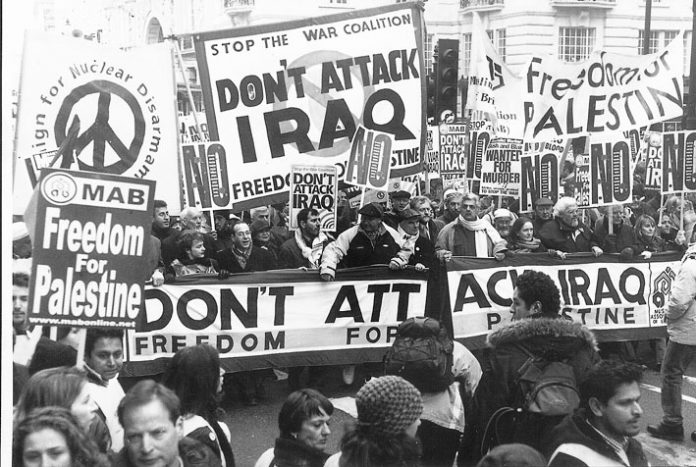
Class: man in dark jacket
217,222,277,273
278,208,333,269
544,361,648,467
383,189,411,228
113,380,222,467
319,202,411,281
539,196,603,256
461,271,600,463
532,197,554,233
152,200,172,241
593,205,634,256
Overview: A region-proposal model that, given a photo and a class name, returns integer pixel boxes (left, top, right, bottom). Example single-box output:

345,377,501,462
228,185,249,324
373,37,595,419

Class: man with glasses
436,193,507,260
409,196,443,245
539,197,603,256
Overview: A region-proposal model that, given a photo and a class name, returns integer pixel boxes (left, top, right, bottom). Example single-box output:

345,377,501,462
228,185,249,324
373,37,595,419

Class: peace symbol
274,51,376,159
54,80,146,174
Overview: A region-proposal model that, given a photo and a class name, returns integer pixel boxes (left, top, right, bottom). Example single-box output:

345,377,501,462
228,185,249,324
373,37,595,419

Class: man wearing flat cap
383,190,412,229
533,197,555,233
320,202,413,281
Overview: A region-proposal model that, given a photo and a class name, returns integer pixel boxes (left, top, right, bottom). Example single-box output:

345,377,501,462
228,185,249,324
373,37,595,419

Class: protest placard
123,266,427,374
662,131,696,193
194,3,425,209
344,125,393,190
523,34,684,141
179,112,209,143
439,123,467,176
425,125,440,179
480,138,522,197
13,32,179,213
28,169,155,329
587,132,635,206
180,141,231,209
519,139,565,212
289,164,338,231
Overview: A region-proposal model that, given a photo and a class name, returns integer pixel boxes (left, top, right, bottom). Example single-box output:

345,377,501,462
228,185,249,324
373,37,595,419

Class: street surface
217,355,696,467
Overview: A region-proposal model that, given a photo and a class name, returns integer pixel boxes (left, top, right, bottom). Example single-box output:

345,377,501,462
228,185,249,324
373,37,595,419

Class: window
425,33,434,73
461,33,472,75
637,30,678,54
485,29,506,60
558,27,595,62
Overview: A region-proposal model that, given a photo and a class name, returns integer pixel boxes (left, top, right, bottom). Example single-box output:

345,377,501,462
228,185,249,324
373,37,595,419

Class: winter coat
217,245,277,273
666,246,696,345
539,218,598,253
593,217,634,255
254,437,329,467
278,236,333,269
468,316,599,455
111,437,222,467
544,409,649,467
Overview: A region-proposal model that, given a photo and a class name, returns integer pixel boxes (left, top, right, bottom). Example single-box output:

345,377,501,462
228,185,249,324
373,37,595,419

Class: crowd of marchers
11,252,696,467
11,183,696,467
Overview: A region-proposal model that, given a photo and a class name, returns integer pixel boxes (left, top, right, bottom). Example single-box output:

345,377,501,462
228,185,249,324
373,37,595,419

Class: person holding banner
539,197,603,257
319,202,413,282
505,217,549,255
151,200,173,242
436,193,508,261
279,208,334,271
593,205,635,257
409,196,444,244
168,231,220,278
532,197,555,234
436,191,463,226
648,243,696,443
162,207,218,266
217,222,277,275
397,208,435,272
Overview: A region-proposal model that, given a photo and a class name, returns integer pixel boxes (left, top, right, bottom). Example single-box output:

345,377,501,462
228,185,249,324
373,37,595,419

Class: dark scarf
271,437,329,467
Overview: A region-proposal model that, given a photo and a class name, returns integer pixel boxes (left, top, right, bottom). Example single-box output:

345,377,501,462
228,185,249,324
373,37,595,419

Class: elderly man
436,190,463,225
410,195,444,244
383,189,412,228
279,208,333,269
396,208,435,271
532,197,555,233
320,202,412,281
539,197,603,257
113,380,221,467
161,207,217,265
436,193,507,260
490,208,514,240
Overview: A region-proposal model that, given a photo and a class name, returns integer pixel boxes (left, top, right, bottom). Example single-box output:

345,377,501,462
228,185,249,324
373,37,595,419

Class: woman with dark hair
162,344,235,467
14,366,111,453
325,375,423,467
506,216,550,254
255,389,334,467
169,230,220,277
13,406,110,467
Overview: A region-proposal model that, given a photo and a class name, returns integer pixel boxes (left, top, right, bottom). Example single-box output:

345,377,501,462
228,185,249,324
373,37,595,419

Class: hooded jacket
544,409,648,467
666,245,696,345
468,316,600,455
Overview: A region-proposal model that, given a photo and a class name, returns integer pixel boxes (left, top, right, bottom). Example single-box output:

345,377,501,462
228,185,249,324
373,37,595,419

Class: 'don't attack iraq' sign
28,169,155,329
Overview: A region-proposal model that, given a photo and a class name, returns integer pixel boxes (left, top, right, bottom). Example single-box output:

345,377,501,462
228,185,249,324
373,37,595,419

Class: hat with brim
250,219,271,236
398,208,421,221
536,197,554,207
358,202,384,218
389,190,411,200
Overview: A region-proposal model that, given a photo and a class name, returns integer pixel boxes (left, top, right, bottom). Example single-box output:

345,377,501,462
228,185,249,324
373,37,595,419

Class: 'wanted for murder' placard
28,169,155,329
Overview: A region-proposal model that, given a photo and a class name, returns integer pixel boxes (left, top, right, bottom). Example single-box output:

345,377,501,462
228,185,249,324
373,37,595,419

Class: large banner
13,32,179,213
28,169,155,329
446,254,680,342
194,4,425,210
123,266,428,375
466,13,524,138
523,35,684,141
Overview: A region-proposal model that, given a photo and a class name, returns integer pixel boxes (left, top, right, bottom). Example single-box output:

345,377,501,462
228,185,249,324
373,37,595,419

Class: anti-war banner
446,253,681,344
194,3,425,210
13,32,179,213
28,169,155,329
480,138,522,197
289,164,338,231
523,35,684,141
122,266,427,375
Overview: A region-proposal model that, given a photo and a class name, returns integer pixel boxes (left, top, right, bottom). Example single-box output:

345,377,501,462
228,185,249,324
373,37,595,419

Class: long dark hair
507,216,536,247
338,421,421,467
13,406,110,467
15,367,87,424
161,344,235,467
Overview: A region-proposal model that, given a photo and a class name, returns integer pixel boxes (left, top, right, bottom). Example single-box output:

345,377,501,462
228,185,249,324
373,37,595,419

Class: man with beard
436,193,507,260
151,200,172,241
409,196,444,245
279,208,334,270
539,197,603,256
161,207,218,265
545,361,648,467
319,202,412,281
436,191,463,225
491,208,514,240
532,197,555,233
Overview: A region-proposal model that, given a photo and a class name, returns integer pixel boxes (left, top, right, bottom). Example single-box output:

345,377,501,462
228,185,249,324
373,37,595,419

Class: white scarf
295,229,329,269
457,215,503,257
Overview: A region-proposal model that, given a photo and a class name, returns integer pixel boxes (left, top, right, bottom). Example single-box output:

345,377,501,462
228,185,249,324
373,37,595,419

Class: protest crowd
7,1,696,466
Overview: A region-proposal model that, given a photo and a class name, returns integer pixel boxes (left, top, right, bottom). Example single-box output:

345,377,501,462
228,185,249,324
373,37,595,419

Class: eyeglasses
418,207,433,213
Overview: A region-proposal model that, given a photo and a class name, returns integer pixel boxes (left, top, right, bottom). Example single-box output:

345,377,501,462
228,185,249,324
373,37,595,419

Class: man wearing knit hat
324,376,423,467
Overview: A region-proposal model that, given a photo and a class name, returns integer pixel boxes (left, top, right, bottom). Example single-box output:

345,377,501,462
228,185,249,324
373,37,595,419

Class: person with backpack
385,317,481,467
459,271,600,465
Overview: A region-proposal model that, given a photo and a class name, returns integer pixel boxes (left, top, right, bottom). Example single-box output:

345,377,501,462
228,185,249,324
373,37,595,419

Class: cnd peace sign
54,80,146,174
